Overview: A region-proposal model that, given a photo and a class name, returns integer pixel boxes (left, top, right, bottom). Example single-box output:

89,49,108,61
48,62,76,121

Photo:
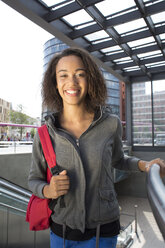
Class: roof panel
151,11,165,23
101,45,121,53
114,57,132,63
95,0,135,17
146,61,165,68
63,9,93,26
115,18,147,34
41,0,72,8
143,0,163,6
74,21,96,30
106,50,123,56
132,41,156,50
92,37,112,44
124,66,140,72
128,37,155,47
160,33,165,40
85,30,109,41
138,50,162,59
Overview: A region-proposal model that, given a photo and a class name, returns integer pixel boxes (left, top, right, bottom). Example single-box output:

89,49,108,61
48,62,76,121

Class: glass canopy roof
2,0,165,83
95,0,136,16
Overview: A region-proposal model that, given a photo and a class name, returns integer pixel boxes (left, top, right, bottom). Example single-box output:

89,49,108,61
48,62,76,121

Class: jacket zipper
76,139,79,147
48,124,81,154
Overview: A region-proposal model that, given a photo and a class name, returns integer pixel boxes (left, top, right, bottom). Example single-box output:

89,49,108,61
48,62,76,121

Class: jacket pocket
99,189,118,221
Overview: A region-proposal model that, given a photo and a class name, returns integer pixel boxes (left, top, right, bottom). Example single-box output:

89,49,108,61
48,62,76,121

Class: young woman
28,47,165,248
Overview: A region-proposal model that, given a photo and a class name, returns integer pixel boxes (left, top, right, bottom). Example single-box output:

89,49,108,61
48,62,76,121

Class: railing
0,177,31,198
0,178,49,248
146,163,165,241
0,141,33,154
0,202,27,214
0,178,31,215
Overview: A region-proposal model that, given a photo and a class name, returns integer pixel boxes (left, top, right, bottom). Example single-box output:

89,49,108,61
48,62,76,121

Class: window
132,80,165,147
153,80,165,146
132,82,152,146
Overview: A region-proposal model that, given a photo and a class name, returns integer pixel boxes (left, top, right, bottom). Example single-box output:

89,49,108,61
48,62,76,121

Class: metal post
151,80,155,146
6,207,9,248
14,141,16,153
134,205,138,234
134,204,140,242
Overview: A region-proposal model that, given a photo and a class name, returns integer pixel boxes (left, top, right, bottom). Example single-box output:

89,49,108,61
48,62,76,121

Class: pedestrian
28,47,165,248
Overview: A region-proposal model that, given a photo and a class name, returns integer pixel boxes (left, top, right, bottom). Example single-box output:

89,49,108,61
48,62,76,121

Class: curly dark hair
42,47,107,112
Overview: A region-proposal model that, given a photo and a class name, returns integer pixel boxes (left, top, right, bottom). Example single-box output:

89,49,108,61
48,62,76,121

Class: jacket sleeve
111,117,140,172
28,131,49,198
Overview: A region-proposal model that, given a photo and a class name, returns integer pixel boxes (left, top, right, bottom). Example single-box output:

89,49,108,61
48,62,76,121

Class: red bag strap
38,125,56,168
38,125,64,207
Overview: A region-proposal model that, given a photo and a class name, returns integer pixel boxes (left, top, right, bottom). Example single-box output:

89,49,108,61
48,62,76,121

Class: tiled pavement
118,196,164,248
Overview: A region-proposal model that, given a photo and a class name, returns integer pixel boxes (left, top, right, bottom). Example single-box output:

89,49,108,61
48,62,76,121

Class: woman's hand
138,158,165,177
43,170,70,199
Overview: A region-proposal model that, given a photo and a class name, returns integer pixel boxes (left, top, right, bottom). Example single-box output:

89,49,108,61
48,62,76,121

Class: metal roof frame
2,0,165,83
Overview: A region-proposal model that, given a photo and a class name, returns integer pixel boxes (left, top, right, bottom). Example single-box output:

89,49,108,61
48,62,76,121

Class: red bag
26,125,56,231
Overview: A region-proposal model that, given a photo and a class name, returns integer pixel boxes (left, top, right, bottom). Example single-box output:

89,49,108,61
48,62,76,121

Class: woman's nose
70,75,78,84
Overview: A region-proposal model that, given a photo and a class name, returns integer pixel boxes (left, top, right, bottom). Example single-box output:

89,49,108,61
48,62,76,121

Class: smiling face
56,55,88,109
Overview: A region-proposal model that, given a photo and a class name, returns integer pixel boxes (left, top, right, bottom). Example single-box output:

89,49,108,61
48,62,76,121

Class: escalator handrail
0,187,30,203
0,178,31,198
0,202,26,214
146,163,165,241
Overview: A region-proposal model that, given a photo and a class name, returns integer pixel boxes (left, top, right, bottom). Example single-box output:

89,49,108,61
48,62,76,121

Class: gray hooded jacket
28,106,140,233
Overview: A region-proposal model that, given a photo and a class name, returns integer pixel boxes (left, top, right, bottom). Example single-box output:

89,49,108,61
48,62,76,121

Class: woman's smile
64,89,80,96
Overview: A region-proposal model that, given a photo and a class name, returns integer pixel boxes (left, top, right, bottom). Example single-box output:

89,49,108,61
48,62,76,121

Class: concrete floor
118,196,164,248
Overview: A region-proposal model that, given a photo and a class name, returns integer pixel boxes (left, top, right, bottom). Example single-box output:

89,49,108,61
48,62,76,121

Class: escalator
0,177,30,215
0,178,49,248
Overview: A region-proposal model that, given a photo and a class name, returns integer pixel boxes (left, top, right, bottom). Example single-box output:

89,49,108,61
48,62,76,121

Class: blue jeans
50,231,118,248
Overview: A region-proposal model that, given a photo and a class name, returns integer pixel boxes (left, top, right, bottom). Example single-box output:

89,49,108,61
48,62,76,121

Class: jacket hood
44,105,112,129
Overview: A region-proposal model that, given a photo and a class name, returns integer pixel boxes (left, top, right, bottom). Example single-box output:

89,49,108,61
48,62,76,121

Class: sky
0,1,53,118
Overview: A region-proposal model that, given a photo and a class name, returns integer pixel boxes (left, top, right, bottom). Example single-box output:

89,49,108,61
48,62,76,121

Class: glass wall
153,80,165,146
102,70,120,116
43,38,69,71
132,80,165,146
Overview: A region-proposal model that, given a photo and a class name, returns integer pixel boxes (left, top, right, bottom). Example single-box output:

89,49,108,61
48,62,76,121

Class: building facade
0,98,11,140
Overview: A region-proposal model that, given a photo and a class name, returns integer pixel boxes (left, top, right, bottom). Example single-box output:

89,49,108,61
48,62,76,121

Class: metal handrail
146,163,165,241
0,187,30,203
0,141,33,145
0,178,31,198
0,178,31,217
0,202,26,214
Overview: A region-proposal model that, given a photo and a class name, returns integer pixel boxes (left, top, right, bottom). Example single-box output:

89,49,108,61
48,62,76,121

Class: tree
10,104,30,139
30,128,36,140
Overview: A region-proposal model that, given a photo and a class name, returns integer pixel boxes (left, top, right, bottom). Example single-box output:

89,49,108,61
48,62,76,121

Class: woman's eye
76,73,86,78
60,74,67,78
